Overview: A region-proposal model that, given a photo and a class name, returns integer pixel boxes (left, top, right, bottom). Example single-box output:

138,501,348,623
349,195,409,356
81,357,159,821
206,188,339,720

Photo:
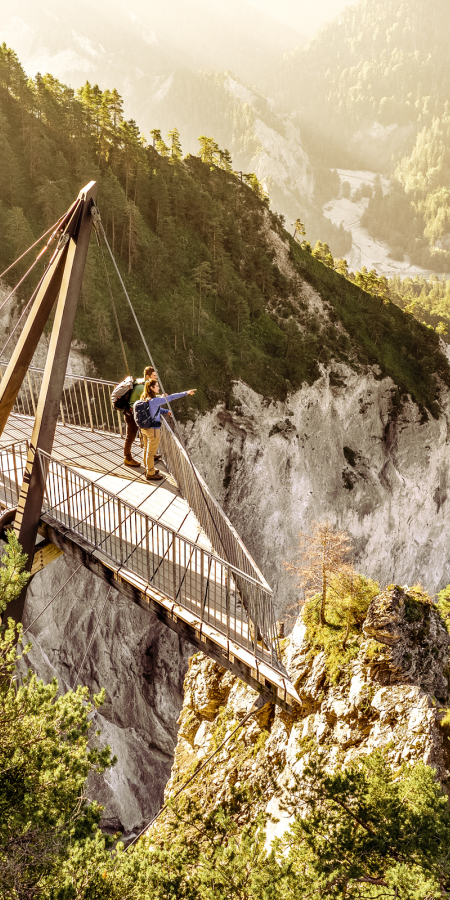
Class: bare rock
362,586,450,700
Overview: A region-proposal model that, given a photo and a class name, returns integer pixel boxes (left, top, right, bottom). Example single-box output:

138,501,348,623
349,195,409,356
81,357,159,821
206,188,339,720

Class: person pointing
134,378,196,481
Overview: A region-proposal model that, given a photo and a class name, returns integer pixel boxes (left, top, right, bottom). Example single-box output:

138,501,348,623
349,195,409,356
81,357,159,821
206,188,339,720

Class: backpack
133,399,161,429
111,375,134,410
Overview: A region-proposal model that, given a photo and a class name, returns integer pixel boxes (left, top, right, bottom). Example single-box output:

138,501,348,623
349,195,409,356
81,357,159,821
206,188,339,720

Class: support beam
0,199,81,438
7,182,97,625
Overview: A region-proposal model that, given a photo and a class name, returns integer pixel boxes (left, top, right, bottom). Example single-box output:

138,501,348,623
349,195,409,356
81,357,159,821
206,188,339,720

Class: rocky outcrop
185,368,450,619
361,586,449,698
164,588,450,846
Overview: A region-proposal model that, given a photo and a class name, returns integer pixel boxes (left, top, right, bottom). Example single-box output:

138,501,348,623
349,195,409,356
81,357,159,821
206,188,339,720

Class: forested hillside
0,44,449,416
278,0,450,271
285,0,450,159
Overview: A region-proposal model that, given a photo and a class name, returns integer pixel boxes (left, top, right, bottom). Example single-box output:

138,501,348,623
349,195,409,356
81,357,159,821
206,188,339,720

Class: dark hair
144,365,155,380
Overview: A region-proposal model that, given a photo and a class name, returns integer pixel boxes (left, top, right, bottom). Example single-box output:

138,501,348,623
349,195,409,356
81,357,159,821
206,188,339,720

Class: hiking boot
154,454,162,461
145,470,163,481
124,457,141,467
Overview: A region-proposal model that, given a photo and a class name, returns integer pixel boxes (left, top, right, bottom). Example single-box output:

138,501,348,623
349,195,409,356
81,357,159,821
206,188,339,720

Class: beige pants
141,427,161,476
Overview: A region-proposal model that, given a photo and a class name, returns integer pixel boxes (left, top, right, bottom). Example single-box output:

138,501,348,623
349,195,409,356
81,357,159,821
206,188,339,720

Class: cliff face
165,586,450,845
185,366,450,619
15,554,192,840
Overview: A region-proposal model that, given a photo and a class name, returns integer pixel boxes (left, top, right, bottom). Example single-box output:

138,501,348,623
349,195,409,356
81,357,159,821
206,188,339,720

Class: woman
136,378,196,481
122,365,156,467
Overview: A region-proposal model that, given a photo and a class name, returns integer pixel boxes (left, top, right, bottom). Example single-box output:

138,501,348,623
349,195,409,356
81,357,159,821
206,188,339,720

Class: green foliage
436,584,450,634
302,573,379,685
1,43,450,418
0,533,448,899
280,749,450,899
0,529,30,616
0,531,115,899
290,237,450,416
387,274,450,344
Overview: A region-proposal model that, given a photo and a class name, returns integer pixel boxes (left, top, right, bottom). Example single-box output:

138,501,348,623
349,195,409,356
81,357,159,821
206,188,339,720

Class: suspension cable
0,246,50,317
0,269,47,359
22,564,83,636
0,236,67,359
126,699,263,850
93,227,130,375
93,208,230,563
0,212,67,281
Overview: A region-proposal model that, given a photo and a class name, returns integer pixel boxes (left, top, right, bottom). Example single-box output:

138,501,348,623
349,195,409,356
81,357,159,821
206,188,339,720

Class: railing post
11,444,19,502
226,566,230,642
65,466,72,528
84,379,94,431
200,549,204,621
118,499,123,559
26,371,36,416
91,481,97,546
172,530,177,601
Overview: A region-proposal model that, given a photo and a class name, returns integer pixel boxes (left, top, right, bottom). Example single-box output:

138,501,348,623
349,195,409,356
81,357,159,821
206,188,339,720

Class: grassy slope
0,46,449,418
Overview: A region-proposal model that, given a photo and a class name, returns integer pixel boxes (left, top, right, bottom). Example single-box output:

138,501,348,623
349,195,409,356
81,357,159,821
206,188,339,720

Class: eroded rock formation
165,586,450,846
184,367,450,618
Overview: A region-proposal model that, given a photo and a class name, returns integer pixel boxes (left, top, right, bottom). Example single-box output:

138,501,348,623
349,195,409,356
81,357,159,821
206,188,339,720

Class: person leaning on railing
136,378,196,481
122,365,155,467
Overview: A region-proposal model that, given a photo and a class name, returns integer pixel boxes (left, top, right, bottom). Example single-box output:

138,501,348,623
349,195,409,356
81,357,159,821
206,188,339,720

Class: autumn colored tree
285,521,353,626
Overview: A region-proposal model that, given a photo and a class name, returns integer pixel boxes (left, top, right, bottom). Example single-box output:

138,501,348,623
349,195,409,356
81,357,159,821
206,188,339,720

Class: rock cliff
14,553,192,841
185,366,450,619
164,585,450,846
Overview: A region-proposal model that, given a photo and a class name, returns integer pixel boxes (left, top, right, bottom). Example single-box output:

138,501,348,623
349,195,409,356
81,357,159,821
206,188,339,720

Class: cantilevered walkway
0,362,299,710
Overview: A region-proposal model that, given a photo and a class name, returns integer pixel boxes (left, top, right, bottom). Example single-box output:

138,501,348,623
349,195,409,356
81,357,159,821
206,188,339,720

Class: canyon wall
185,364,450,621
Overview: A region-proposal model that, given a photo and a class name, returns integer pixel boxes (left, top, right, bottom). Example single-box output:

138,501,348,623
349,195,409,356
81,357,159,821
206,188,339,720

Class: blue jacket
135,392,188,428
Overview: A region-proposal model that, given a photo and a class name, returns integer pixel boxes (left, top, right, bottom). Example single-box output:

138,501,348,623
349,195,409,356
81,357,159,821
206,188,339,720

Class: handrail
0,441,282,670
0,359,273,592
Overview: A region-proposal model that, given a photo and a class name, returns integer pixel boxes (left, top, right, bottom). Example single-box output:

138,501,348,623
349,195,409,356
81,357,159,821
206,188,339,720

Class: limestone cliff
185,367,450,619
164,586,450,845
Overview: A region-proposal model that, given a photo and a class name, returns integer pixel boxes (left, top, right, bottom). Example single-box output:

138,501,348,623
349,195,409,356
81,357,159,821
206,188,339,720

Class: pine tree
0,532,114,898
198,135,219,166
167,126,182,161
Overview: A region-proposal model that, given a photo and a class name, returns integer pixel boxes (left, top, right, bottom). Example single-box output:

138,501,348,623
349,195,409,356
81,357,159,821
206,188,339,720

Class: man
113,366,155,467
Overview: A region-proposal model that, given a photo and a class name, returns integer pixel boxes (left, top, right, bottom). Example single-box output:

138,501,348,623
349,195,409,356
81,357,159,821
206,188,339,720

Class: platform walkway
0,371,300,711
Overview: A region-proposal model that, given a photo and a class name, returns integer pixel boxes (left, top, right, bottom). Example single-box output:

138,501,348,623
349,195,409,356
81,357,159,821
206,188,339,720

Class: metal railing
159,419,272,590
0,441,281,670
0,360,124,436
1,359,272,595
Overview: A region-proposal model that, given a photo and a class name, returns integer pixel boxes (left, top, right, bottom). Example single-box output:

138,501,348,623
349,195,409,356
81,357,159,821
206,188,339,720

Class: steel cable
95,213,234,567
0,213,66,281
125,699,263,850
72,586,112,689
22,564,83,636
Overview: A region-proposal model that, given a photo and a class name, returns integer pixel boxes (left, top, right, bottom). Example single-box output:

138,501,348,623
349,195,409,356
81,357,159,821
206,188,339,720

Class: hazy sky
231,0,355,37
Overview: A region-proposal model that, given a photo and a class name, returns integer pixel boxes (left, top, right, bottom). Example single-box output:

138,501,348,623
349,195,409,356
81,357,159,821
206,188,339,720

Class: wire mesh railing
0,441,281,670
